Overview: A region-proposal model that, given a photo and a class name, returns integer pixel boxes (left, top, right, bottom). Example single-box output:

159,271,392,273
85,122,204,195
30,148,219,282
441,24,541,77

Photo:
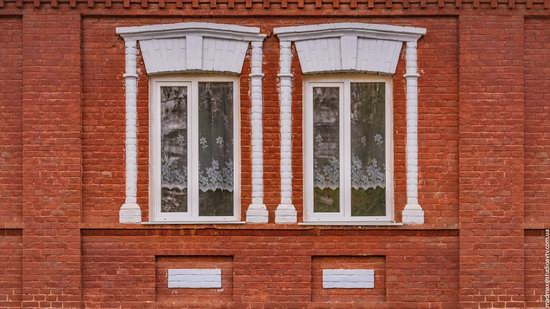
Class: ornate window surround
116,22,267,224
274,22,426,224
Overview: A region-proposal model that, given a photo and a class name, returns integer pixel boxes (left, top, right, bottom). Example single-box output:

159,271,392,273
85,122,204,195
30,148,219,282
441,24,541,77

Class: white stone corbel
402,40,424,224
275,41,297,224
246,41,269,223
119,39,142,224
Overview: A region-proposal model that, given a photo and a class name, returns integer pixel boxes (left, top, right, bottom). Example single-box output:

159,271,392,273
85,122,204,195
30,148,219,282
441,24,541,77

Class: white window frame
149,75,241,223
303,74,394,223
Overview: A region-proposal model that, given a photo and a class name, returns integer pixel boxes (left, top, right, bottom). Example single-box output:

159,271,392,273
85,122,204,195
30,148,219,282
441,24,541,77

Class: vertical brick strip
22,11,82,308
0,17,23,229
458,14,524,308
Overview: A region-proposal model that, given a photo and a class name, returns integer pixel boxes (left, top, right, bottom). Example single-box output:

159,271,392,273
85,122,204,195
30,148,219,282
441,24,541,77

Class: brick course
0,5,548,309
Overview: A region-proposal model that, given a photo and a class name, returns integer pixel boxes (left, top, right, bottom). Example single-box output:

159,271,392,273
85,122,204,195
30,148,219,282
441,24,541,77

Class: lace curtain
160,82,234,216
312,82,386,216
313,87,340,213
161,86,188,213
198,82,234,216
350,82,386,216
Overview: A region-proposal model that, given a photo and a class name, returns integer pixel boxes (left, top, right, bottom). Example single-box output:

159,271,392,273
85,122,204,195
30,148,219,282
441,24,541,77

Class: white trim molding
116,22,266,224
246,41,269,223
274,23,426,224
117,23,266,75
401,40,424,224
119,39,142,224
275,41,298,224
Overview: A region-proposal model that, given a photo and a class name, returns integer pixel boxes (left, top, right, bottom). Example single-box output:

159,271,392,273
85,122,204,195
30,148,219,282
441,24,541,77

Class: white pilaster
119,40,142,224
402,40,424,224
275,41,297,223
246,41,269,223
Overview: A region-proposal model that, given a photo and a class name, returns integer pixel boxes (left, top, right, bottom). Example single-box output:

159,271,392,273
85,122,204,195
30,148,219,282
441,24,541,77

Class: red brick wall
0,4,548,309
525,18,550,226
458,14,525,308
524,230,546,308
0,230,22,308
0,16,22,227
81,230,458,308
21,11,82,308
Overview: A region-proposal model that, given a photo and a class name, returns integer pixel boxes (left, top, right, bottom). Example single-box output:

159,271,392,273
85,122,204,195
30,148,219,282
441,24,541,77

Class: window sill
143,221,246,225
299,221,403,226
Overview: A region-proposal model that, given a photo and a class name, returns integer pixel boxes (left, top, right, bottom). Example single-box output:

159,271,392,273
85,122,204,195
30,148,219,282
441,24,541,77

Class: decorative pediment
274,23,426,74
116,22,266,74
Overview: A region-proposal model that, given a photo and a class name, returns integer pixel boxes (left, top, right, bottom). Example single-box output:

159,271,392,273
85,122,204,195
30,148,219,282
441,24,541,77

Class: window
150,76,240,222
304,76,393,222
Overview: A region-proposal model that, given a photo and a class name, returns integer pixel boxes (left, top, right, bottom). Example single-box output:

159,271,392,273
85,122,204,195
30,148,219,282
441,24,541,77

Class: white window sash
303,75,394,223
149,76,241,222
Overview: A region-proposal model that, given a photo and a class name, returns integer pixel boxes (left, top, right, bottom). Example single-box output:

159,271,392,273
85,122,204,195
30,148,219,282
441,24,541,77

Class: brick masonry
0,5,548,309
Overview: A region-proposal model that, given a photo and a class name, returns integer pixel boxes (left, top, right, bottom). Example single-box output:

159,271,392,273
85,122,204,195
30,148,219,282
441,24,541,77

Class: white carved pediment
294,37,402,74
274,22,426,75
116,22,266,74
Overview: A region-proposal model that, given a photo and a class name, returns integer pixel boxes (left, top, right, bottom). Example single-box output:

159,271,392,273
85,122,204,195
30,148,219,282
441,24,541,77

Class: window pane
161,86,188,213
313,86,340,213
350,82,386,216
198,82,234,216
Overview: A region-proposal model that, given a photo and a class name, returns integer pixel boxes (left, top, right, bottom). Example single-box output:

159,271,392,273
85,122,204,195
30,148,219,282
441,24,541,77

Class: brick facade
0,2,548,308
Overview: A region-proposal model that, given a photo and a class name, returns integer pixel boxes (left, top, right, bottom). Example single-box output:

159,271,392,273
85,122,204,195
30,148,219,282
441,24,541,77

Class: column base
119,203,141,224
246,204,269,223
402,204,424,224
275,204,297,223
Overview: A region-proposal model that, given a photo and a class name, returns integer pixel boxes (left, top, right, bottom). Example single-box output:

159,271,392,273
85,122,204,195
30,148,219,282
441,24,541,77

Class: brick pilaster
458,14,525,308
21,10,82,308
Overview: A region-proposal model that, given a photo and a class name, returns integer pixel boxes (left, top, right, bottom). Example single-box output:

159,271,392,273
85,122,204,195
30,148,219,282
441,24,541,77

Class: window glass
161,86,188,213
313,86,340,213
198,82,234,216
350,82,386,216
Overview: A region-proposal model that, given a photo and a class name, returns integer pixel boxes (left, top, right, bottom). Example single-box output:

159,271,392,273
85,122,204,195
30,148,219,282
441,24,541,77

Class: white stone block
167,269,222,288
322,269,374,289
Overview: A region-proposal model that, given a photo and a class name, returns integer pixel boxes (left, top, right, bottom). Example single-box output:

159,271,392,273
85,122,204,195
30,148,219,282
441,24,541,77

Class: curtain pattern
161,86,188,213
198,82,234,216
313,86,340,213
350,82,386,216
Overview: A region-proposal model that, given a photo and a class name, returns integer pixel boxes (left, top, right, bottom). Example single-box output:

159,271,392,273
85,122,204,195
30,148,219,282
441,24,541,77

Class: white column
246,41,269,223
119,39,142,223
402,40,424,224
275,41,297,223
